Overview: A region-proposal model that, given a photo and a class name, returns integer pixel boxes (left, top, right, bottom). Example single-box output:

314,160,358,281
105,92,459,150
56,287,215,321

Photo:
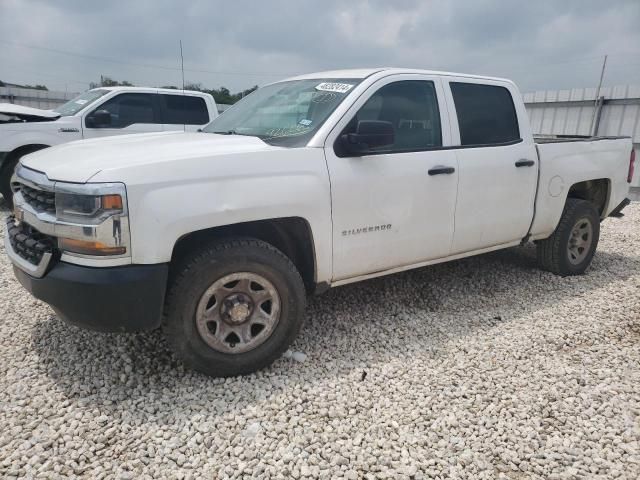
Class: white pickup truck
0,87,218,207
5,68,634,377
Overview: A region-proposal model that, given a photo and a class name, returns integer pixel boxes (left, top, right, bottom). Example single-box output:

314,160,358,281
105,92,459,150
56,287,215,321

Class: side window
343,80,442,152
160,94,209,125
90,93,158,128
450,82,520,146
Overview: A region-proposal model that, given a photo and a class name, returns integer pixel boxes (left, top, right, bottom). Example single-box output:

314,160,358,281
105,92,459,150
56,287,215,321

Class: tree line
90,76,258,105
1,76,259,105
0,79,48,90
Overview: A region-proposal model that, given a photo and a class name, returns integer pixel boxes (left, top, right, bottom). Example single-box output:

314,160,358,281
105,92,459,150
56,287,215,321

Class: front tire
537,198,600,276
163,238,306,377
0,157,19,209
1,146,48,209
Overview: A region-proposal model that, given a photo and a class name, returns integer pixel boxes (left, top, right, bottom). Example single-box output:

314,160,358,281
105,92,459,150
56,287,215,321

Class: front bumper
13,261,169,332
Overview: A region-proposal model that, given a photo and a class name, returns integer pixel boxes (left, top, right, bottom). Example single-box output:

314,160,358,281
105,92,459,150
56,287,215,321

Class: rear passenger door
443,78,538,254
159,94,210,132
83,92,162,139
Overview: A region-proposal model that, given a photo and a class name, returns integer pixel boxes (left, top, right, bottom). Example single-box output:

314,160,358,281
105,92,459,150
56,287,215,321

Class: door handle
428,165,455,176
515,159,535,167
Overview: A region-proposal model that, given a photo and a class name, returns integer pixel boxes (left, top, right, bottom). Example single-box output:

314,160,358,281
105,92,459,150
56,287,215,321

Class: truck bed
529,135,632,241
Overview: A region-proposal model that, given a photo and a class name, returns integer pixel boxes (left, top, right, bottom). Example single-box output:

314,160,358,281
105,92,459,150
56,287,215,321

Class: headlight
55,192,123,224
53,183,130,257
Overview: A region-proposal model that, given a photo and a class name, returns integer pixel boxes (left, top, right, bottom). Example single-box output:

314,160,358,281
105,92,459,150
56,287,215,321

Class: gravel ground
0,201,639,480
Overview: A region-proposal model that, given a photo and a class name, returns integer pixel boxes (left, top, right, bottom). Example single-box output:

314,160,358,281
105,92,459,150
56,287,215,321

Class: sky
1,0,639,95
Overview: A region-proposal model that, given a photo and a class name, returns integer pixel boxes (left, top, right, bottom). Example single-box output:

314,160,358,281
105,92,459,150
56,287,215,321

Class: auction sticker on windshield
315,82,354,94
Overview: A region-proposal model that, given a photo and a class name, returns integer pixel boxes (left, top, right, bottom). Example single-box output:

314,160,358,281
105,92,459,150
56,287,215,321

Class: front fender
0,131,64,154
118,148,334,284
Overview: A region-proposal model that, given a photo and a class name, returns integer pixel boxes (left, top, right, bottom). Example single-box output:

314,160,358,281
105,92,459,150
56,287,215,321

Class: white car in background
0,87,218,206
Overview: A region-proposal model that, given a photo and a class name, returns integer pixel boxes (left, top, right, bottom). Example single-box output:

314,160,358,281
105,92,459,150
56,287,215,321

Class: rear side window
160,94,209,125
450,82,520,146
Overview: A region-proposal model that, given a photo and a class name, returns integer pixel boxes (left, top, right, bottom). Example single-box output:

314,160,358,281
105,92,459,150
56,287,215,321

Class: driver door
82,92,162,139
324,75,459,281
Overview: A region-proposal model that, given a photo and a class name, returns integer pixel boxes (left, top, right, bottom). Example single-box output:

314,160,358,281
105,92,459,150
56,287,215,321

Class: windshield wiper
211,130,238,135
210,129,257,138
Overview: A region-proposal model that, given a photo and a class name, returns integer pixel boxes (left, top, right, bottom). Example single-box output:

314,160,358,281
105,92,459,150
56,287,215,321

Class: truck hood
0,103,60,122
21,131,279,183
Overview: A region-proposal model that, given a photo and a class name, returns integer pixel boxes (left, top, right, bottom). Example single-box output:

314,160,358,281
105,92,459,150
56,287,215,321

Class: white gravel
1,200,639,479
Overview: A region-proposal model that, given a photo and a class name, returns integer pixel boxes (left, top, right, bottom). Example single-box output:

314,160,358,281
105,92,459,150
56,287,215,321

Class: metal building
524,85,640,187
0,86,79,110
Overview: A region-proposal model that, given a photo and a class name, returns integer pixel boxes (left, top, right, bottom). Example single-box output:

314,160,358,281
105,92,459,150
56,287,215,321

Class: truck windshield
53,89,109,116
203,79,361,147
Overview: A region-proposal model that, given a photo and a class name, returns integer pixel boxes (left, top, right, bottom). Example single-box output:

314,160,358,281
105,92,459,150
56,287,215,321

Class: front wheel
163,238,306,377
1,146,48,209
0,158,19,209
537,198,600,276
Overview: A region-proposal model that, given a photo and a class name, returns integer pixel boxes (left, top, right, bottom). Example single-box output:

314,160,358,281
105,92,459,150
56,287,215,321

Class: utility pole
590,55,607,136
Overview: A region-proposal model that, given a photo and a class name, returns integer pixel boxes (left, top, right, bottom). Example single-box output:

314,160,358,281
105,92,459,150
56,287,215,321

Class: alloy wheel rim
567,217,593,265
195,272,281,354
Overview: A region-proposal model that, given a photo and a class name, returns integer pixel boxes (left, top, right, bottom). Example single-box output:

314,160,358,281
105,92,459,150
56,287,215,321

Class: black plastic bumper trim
13,262,169,332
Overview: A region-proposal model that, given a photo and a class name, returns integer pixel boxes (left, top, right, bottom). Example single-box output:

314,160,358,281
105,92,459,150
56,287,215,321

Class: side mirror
86,109,111,128
340,120,394,156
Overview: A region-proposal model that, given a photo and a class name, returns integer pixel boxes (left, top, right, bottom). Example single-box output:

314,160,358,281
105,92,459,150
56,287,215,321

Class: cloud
0,0,638,94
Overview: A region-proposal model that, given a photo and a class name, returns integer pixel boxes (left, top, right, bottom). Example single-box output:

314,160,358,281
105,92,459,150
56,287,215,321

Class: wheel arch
1,144,50,203
566,178,610,218
5,143,50,165
1,143,51,179
170,217,318,294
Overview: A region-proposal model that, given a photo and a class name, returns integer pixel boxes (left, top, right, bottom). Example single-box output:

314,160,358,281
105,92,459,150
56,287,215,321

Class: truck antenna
590,54,608,136
180,39,186,132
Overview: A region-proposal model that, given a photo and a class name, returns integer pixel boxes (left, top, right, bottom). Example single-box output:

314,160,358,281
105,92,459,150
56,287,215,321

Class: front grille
12,182,55,214
6,215,57,266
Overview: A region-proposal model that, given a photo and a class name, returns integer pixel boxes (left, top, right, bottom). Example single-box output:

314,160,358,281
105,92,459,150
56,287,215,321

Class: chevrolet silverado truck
0,87,218,207
4,68,634,377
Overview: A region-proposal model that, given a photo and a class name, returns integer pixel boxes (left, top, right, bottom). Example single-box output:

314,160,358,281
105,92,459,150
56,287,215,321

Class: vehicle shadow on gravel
29,245,639,418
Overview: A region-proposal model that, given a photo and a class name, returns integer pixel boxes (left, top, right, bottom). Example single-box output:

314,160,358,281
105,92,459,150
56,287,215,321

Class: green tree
177,83,257,105
203,85,258,105
90,76,134,89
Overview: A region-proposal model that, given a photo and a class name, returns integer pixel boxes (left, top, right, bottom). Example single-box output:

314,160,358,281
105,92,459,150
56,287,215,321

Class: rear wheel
163,238,306,377
537,198,600,276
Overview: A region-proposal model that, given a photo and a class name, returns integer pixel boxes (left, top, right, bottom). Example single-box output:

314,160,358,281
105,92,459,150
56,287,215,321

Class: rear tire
163,237,306,377
537,198,600,276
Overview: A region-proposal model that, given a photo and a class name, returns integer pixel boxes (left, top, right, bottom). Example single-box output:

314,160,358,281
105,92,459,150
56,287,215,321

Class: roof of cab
95,86,211,96
284,67,511,84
